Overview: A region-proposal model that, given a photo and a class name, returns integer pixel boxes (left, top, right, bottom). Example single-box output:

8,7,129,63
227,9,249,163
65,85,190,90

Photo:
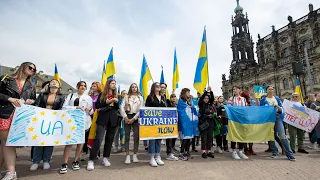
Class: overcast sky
0,0,319,96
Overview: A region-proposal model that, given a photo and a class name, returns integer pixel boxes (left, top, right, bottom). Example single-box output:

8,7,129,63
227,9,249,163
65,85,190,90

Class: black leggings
244,143,253,151
216,135,228,149
231,142,244,150
180,139,191,154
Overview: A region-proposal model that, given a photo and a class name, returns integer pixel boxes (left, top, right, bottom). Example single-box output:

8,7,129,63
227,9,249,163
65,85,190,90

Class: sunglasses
28,66,36,72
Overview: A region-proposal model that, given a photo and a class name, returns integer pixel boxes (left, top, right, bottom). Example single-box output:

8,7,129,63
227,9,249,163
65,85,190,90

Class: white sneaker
238,151,249,159
313,143,320,150
155,156,165,166
43,162,50,170
161,140,165,145
132,154,139,163
102,157,111,167
2,172,17,180
87,160,94,171
149,158,158,167
217,148,223,154
166,153,179,161
30,164,39,171
232,151,241,160
125,155,131,164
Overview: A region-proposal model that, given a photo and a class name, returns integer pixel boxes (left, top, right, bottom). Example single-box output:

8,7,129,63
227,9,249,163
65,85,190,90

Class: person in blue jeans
30,79,65,170
145,82,166,167
260,86,295,161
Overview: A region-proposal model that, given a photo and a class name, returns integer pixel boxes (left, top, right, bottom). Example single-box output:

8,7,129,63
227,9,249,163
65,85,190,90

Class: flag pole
205,25,209,87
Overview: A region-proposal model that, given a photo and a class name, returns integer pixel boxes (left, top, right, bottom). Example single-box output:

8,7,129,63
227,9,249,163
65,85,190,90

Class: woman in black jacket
198,92,216,159
30,79,65,171
0,62,37,179
87,79,120,170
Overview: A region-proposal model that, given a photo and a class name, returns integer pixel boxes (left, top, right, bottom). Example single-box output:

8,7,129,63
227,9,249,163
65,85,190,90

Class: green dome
234,0,243,14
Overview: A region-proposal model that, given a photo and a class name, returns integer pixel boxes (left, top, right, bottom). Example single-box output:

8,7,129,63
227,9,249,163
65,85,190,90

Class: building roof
0,65,76,94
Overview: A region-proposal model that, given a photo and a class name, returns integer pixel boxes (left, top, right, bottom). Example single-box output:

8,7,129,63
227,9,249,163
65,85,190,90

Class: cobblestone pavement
1,141,320,180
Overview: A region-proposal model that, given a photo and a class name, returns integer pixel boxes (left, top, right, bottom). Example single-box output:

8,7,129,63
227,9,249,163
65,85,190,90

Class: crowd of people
0,62,319,180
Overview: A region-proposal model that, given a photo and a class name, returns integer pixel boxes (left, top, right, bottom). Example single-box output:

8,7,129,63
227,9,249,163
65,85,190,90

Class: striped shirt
228,96,247,106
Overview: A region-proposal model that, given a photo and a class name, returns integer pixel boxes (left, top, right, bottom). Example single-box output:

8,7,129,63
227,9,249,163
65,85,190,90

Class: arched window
283,78,289,89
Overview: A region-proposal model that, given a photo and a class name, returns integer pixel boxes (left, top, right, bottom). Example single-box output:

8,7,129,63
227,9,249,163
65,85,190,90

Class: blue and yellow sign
139,107,178,140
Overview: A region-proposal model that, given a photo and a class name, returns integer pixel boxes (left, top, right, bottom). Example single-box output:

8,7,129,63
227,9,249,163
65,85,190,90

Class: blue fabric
260,96,284,120
148,139,161,156
224,106,276,124
33,146,54,164
177,98,199,139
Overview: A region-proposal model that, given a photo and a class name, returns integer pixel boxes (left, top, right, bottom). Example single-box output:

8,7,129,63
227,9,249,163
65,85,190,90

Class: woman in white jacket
119,83,143,164
59,81,93,174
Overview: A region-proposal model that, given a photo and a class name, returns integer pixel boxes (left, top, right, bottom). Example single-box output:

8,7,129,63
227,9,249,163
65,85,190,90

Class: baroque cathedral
221,1,320,100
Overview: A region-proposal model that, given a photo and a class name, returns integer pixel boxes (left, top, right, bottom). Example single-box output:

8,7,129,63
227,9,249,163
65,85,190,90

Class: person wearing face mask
160,83,179,161
87,79,120,170
120,83,143,164
30,79,65,171
0,62,37,179
260,86,295,161
60,81,93,174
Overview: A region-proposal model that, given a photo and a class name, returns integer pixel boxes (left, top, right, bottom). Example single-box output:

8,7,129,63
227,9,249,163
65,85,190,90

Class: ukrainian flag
106,48,116,80
295,76,304,103
172,48,179,92
160,66,170,100
224,106,276,143
101,60,107,88
54,64,61,86
139,55,153,101
193,27,208,94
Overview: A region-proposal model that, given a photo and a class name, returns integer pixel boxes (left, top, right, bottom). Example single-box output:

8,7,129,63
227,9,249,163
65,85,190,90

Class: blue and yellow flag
295,76,304,104
101,60,107,88
54,64,61,86
139,55,153,101
160,66,170,100
193,27,208,94
224,106,276,143
106,48,116,80
172,48,179,92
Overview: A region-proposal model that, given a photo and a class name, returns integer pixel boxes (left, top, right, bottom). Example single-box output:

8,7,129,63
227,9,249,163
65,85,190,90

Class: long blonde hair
10,62,36,82
128,83,141,99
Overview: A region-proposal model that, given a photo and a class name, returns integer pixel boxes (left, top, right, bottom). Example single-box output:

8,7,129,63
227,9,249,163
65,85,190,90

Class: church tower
229,0,256,78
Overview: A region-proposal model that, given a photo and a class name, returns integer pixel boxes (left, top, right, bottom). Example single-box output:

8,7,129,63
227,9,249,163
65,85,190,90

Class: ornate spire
234,0,244,15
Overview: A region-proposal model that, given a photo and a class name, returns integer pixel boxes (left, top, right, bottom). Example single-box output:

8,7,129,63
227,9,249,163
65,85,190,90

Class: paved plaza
1,141,320,180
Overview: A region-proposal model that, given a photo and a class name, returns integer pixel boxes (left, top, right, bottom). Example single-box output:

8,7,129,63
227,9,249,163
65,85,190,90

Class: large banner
139,107,178,140
254,86,266,99
283,99,320,132
6,105,86,146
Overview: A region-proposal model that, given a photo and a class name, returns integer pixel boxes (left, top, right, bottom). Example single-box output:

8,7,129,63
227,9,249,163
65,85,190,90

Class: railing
296,15,309,25
278,26,288,34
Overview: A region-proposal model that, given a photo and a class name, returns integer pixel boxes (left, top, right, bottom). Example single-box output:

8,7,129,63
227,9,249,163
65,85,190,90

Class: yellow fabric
226,120,275,143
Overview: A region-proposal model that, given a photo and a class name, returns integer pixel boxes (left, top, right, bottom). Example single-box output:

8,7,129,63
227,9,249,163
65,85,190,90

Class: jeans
124,114,139,154
148,139,161,156
143,140,148,147
33,146,54,164
89,122,117,160
269,114,294,157
288,125,304,150
114,119,125,148
311,129,320,144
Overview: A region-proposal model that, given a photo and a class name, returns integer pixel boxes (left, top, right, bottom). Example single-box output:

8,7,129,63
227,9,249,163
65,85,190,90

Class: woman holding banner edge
30,79,65,171
145,82,165,167
260,85,295,161
0,62,37,180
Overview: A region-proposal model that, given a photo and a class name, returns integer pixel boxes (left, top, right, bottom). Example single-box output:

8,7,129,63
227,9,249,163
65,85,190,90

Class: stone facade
222,3,320,100
0,65,76,95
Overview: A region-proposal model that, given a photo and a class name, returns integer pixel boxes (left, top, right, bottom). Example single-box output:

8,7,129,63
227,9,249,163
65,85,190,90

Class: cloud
0,0,319,96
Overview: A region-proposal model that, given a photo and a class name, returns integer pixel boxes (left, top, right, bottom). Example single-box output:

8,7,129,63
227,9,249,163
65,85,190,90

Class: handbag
124,96,131,113
199,120,209,131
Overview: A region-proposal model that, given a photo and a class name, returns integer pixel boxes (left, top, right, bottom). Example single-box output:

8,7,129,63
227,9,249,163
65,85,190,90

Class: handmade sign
254,86,266,99
283,99,320,132
6,105,85,146
139,107,178,140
